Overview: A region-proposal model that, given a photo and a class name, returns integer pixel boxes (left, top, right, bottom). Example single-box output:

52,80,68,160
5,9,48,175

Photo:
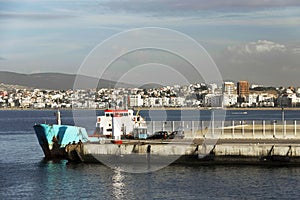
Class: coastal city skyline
1,0,300,86
1,79,299,109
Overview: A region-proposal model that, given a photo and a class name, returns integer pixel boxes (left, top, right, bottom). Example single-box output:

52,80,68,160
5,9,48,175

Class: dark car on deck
147,131,169,139
168,127,184,139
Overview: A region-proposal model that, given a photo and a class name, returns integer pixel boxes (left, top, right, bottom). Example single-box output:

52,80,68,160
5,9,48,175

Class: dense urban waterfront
1,110,300,199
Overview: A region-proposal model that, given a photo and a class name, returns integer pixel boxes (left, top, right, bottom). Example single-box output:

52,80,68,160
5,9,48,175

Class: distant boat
231,111,248,115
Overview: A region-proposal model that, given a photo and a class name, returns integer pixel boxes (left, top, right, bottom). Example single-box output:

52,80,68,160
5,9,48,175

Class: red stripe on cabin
105,110,128,113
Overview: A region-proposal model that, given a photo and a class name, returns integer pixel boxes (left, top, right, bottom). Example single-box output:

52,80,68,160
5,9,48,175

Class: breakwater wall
77,140,300,157
67,140,300,165
65,120,300,165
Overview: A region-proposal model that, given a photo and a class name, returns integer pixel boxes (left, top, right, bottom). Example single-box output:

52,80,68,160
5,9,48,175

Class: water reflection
112,169,125,200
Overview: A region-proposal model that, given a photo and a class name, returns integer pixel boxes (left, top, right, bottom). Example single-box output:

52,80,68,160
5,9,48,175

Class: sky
0,0,300,87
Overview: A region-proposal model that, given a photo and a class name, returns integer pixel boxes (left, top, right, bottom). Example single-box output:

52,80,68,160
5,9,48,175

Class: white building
222,94,237,107
251,84,263,89
162,97,171,107
296,88,300,95
143,97,163,107
209,83,218,94
205,94,223,107
248,94,258,107
33,102,46,109
257,93,276,107
129,95,143,107
172,97,186,107
291,93,300,107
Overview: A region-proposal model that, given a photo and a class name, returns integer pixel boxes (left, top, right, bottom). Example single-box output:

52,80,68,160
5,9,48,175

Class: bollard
252,121,255,138
242,121,245,136
284,120,286,138
191,121,194,137
172,121,175,132
152,121,155,134
232,120,235,137
295,120,297,136
221,121,224,137
263,120,265,137
273,121,276,138
212,111,215,138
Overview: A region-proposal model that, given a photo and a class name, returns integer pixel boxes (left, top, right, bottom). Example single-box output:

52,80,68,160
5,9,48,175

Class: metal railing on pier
146,120,300,139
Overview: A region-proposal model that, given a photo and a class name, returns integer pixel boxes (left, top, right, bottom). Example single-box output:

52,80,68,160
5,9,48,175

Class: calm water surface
1,110,300,199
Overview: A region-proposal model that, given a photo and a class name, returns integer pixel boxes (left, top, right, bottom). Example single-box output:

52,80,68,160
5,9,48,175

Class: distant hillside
0,71,133,90
138,83,166,90
0,83,33,90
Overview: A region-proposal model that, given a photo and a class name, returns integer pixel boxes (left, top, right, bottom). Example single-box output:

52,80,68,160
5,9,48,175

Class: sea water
1,110,300,199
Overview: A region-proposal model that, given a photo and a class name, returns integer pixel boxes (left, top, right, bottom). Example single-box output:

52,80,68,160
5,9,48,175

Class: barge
33,109,147,159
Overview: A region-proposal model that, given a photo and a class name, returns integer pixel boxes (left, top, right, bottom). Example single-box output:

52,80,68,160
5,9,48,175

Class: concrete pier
65,120,300,165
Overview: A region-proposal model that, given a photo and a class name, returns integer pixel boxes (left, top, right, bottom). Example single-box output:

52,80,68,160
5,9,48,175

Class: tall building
223,82,235,95
237,81,250,98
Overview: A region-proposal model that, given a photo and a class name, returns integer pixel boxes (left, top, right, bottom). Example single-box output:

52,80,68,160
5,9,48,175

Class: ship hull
33,124,89,159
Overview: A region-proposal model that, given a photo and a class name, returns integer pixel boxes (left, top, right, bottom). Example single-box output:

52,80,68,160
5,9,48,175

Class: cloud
0,11,76,20
215,40,300,86
1,1,299,28
227,40,287,55
100,0,300,13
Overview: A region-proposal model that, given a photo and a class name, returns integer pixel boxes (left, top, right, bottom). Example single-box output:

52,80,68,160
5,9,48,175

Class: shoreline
1,107,300,111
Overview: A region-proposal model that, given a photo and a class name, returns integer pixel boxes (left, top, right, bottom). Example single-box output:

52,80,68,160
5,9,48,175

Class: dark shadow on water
37,156,300,175
170,162,300,171
39,157,68,166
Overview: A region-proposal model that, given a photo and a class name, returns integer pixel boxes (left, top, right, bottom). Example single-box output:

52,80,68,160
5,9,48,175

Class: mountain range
0,71,132,90
0,71,232,90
